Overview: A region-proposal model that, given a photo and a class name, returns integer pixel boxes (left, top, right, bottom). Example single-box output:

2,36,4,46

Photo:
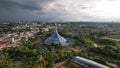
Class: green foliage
97,38,119,46
90,45,120,59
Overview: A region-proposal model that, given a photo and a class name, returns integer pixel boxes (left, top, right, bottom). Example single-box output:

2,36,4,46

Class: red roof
0,42,11,48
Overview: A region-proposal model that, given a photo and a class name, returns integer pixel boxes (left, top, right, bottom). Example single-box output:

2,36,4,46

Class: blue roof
44,31,67,46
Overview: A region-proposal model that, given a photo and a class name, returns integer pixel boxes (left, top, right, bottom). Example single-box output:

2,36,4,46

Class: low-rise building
0,42,11,49
41,28,49,32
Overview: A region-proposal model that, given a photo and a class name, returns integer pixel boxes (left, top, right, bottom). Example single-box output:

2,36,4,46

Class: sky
0,0,120,22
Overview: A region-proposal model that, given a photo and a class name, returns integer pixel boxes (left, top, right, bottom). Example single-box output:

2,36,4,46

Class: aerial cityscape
0,0,120,68
0,22,119,68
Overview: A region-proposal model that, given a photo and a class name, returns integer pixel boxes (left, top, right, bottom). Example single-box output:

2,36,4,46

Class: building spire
55,22,58,32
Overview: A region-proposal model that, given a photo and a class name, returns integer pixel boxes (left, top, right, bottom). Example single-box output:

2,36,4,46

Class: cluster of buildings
0,23,40,50
0,23,68,50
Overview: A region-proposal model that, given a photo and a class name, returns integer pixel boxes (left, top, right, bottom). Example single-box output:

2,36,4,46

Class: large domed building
44,24,67,46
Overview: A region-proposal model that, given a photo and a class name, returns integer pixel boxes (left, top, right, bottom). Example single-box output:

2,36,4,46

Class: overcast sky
0,0,120,22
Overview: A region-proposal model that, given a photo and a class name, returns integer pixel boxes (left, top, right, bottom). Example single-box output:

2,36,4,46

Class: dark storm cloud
0,0,43,10
0,0,55,21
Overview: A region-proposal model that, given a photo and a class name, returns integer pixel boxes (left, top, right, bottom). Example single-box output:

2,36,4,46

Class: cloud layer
0,0,120,22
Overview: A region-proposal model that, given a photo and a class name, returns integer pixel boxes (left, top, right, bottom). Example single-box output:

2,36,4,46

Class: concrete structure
73,56,110,68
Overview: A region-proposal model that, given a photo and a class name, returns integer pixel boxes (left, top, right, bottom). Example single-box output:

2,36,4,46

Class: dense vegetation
0,31,120,68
